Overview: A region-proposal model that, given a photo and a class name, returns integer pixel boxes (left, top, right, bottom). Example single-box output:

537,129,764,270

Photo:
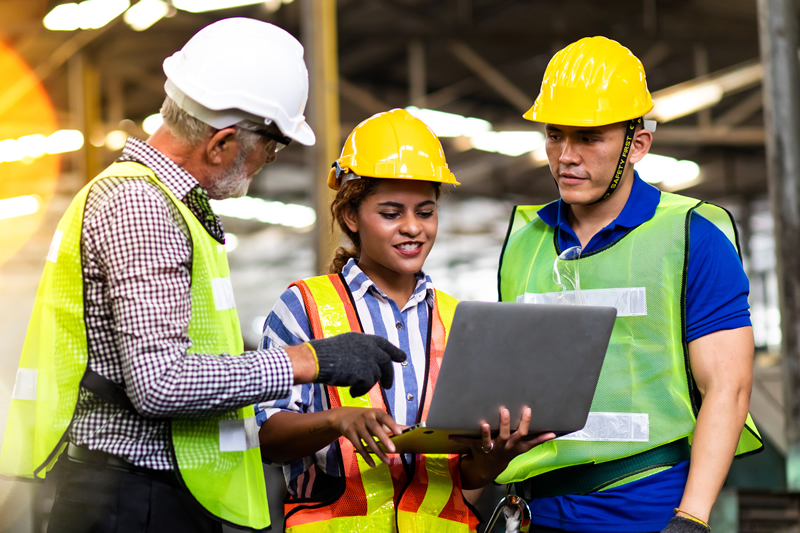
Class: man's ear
342,206,359,234
206,127,238,166
628,127,653,165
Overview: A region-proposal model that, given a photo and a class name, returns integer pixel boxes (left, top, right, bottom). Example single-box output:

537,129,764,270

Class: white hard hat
163,17,315,146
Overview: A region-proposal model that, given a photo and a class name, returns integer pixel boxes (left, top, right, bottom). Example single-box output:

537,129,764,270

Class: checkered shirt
68,137,294,470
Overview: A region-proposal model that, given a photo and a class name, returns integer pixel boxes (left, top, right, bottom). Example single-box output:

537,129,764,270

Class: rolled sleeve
256,286,318,424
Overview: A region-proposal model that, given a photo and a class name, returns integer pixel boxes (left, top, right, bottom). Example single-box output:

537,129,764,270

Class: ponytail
328,177,379,274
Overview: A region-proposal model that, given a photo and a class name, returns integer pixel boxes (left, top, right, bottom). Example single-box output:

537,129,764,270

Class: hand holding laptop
452,406,556,487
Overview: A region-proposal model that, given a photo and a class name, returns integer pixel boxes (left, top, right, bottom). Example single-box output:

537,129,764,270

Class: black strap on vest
80,369,135,411
517,437,691,499
589,117,642,205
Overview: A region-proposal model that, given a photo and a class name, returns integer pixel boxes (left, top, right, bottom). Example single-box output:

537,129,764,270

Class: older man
1,18,404,533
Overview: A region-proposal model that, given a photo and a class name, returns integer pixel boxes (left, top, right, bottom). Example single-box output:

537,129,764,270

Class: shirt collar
537,171,660,230
342,258,435,310
119,137,201,202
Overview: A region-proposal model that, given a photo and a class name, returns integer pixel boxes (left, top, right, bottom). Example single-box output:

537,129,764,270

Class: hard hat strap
589,117,642,205
332,161,361,186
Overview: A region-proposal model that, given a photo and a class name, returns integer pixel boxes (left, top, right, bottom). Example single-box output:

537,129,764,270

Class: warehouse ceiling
0,0,783,208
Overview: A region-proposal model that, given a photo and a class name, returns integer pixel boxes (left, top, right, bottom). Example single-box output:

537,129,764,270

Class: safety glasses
236,124,292,153
255,128,292,153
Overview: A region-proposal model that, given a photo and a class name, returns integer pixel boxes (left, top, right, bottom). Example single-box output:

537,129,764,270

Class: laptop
382,301,616,454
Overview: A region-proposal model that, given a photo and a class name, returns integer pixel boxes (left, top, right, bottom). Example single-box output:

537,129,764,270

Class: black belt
66,443,180,486
518,438,691,499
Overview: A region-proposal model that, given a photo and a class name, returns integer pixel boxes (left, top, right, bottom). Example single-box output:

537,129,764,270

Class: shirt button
407,393,414,401
396,322,403,330
401,360,408,366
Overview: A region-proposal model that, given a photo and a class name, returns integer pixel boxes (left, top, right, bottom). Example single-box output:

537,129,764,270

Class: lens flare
0,41,60,267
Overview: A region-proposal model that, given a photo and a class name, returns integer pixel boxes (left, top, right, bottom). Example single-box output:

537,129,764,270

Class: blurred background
0,0,796,531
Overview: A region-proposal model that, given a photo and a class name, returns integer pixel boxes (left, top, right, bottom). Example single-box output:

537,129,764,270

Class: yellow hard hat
524,36,654,127
327,108,460,190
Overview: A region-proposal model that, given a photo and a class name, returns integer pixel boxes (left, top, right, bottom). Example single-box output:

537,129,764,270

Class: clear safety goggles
553,245,584,305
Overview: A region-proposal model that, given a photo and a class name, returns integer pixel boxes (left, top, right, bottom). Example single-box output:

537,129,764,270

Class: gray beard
205,149,253,200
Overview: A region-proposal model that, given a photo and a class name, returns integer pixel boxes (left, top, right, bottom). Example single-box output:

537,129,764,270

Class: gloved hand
308,332,407,397
660,516,711,533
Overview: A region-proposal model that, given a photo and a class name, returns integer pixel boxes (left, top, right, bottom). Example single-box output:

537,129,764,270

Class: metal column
756,0,800,489
302,0,341,275
68,52,102,183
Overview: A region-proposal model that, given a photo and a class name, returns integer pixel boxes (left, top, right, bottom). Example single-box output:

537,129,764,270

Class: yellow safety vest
283,274,479,532
0,161,271,530
496,192,762,490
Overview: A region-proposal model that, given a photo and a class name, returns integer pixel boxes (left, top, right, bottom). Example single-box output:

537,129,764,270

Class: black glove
661,516,711,533
308,332,407,397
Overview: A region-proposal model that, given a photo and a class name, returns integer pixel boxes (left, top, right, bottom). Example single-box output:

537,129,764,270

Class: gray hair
159,96,262,153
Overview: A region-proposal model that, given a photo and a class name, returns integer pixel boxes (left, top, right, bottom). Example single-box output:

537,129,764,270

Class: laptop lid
386,301,616,454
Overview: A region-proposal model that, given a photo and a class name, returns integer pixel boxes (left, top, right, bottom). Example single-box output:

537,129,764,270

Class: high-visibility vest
496,192,763,486
283,274,479,532
0,161,271,530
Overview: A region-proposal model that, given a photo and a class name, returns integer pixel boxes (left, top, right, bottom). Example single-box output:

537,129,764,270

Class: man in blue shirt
496,36,762,532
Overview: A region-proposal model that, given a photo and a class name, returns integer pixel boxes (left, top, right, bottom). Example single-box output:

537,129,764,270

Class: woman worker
257,108,553,531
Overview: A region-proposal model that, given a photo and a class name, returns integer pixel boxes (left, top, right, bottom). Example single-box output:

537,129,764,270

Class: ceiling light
530,145,549,167
649,60,763,123
635,153,700,190
17,135,48,160
406,106,492,138
252,315,267,335
124,0,169,31
43,4,81,31
46,130,84,154
172,0,266,13
0,140,22,163
0,195,41,220
210,197,316,229
661,160,702,189
0,130,86,163
105,130,128,151
82,0,130,29
142,113,164,135
651,84,724,123
469,131,545,157
44,0,130,31
224,233,239,252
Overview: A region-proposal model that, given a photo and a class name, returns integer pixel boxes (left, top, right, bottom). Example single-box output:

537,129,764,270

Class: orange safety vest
282,274,478,532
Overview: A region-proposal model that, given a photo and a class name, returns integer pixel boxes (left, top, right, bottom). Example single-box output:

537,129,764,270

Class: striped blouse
256,258,437,498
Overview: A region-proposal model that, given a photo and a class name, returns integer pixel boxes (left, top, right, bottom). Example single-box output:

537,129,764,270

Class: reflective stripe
12,369,37,401
46,230,63,264
418,455,453,516
558,412,649,442
286,276,477,532
517,287,646,316
338,373,395,516
397,510,471,532
218,417,260,452
211,277,236,311
289,515,396,532
303,276,353,337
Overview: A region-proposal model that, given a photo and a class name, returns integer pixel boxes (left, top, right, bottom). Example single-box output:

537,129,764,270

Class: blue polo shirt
527,172,751,532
